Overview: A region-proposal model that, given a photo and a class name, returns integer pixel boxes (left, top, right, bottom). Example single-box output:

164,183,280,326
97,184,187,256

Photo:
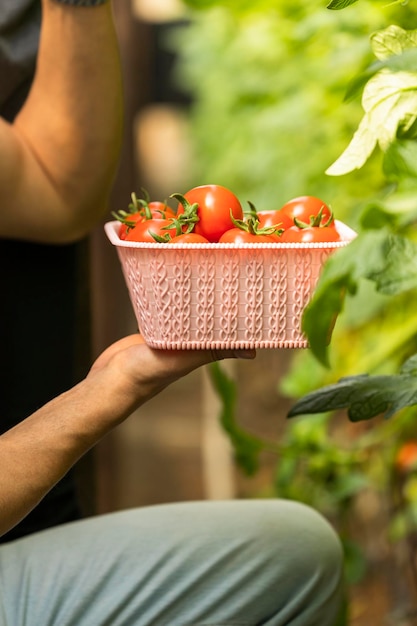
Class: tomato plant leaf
302,231,417,366
287,356,417,422
344,49,417,102
367,235,417,294
326,26,417,176
400,353,417,376
327,0,359,9
371,25,417,60
208,362,266,475
383,140,417,183
302,230,388,366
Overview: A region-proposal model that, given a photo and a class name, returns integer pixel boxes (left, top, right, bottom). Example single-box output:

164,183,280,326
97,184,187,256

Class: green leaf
371,26,417,61
208,362,266,475
400,354,417,376
302,231,417,366
327,26,417,176
383,140,417,182
302,230,388,366
344,50,417,102
367,235,417,294
327,0,359,9
360,189,417,230
344,60,386,103
287,359,417,422
325,111,378,175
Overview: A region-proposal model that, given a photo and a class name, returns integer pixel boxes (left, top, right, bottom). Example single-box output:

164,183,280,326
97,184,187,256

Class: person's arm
0,336,255,537
0,0,123,243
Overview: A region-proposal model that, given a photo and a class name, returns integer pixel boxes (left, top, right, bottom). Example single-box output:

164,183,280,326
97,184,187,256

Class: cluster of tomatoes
113,184,343,244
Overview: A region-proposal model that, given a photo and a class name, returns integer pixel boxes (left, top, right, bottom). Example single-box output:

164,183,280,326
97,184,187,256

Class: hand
89,334,256,405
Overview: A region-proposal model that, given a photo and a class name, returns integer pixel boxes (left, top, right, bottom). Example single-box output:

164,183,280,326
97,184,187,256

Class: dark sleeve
0,0,41,116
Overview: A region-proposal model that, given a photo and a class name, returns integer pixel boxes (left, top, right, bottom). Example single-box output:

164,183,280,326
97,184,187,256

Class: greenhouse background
89,1,417,624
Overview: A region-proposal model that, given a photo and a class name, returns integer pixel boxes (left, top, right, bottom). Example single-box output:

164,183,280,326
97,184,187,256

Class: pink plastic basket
105,220,356,350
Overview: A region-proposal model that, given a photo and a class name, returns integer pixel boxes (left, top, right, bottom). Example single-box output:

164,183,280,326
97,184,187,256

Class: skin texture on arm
0,336,256,537
0,0,123,243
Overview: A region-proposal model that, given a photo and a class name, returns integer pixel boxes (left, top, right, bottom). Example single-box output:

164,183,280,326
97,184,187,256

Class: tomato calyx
170,192,201,228
232,202,284,237
113,190,175,232
243,201,285,236
149,214,197,243
293,206,334,229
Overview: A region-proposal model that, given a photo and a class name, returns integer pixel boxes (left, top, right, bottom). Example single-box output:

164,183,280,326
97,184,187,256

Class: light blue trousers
0,499,344,626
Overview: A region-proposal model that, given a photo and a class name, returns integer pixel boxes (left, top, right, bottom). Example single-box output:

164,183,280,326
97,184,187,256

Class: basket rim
104,219,357,250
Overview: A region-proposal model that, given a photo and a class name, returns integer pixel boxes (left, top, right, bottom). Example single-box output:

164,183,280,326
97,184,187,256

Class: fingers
209,348,256,362
90,334,257,387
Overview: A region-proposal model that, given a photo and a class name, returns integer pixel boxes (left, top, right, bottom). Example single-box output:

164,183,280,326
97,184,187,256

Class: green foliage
173,0,417,604
288,355,417,422
208,362,268,474
303,231,417,366
171,0,393,217
326,26,417,176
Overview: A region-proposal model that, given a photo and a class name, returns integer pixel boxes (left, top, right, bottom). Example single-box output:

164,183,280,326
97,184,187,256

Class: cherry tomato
118,212,144,239
146,201,176,219
279,196,333,227
124,218,175,243
257,209,294,232
279,225,342,243
219,228,281,244
396,442,417,473
116,202,175,240
176,184,243,242
169,233,210,244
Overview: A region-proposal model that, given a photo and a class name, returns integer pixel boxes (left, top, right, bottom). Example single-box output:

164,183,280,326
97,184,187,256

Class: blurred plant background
149,0,417,623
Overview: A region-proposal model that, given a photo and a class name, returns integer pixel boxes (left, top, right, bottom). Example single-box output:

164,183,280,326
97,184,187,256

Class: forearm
0,365,136,537
0,335,254,537
0,0,123,243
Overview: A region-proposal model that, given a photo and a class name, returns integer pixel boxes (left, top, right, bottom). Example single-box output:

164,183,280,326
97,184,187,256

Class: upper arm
0,117,80,243
0,1,123,244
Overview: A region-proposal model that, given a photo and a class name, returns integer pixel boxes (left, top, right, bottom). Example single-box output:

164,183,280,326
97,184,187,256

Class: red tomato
118,212,144,240
257,209,294,232
219,229,281,244
396,442,417,473
169,233,210,244
124,218,175,243
145,201,176,219
116,202,175,240
279,196,333,227
176,184,243,242
279,225,342,243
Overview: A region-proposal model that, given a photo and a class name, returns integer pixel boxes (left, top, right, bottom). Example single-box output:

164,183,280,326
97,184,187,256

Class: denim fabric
0,499,344,625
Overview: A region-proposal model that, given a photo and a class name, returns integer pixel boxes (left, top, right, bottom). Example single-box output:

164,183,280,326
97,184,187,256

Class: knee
252,499,345,624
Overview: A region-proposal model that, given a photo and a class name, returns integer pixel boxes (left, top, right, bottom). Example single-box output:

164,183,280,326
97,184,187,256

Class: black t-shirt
0,0,88,543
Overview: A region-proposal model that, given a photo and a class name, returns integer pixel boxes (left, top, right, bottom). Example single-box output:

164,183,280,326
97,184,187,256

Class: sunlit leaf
371,25,417,60
327,26,417,176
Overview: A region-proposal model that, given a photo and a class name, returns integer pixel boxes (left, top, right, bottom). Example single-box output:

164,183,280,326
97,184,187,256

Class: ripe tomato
279,196,333,227
145,201,176,219
169,233,210,244
117,211,144,239
175,184,243,242
257,209,294,232
279,224,342,243
124,218,175,243
115,201,175,240
219,228,281,244
395,441,417,473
